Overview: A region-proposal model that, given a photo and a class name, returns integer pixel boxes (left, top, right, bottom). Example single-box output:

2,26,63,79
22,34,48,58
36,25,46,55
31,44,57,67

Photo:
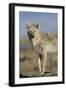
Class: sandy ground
20,49,58,77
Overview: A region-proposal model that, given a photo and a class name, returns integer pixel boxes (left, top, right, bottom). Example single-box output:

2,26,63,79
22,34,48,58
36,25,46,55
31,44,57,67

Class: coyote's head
26,23,39,40
26,23,44,54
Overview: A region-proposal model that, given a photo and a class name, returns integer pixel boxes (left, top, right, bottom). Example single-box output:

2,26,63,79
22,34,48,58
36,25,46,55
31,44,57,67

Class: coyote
26,23,57,75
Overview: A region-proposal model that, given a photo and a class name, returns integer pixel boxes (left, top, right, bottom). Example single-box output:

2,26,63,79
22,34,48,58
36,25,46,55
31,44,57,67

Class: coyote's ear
35,23,39,28
26,24,30,29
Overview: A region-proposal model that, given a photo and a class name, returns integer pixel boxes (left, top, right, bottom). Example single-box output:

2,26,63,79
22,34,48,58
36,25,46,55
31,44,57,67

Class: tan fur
26,23,57,75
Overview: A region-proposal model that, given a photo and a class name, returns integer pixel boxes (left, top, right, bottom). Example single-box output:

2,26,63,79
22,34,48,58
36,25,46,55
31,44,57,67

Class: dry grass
19,32,58,78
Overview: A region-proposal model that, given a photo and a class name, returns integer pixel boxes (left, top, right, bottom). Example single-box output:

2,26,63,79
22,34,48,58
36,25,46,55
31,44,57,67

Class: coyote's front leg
39,51,47,75
38,57,42,74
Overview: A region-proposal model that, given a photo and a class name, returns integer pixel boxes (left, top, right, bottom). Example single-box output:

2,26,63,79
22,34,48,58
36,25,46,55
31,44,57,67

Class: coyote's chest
32,32,43,46
32,33,45,54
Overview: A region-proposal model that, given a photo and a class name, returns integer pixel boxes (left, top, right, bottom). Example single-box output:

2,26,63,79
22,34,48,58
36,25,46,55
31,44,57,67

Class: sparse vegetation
19,32,58,77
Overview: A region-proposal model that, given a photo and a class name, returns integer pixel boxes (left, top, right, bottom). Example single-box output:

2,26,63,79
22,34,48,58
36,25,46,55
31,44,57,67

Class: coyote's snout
28,31,35,39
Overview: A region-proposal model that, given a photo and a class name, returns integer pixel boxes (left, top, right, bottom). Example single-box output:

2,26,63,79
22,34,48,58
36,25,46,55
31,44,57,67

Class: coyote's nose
31,34,34,38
